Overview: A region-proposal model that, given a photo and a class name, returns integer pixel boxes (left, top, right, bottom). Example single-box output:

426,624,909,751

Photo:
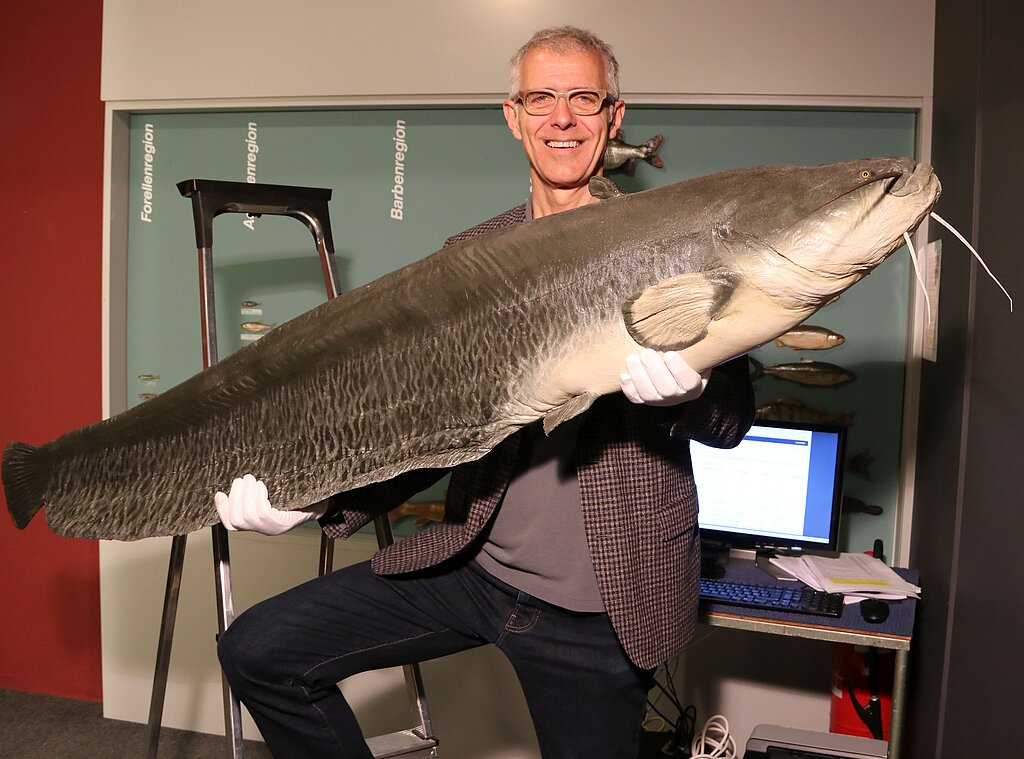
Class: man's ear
503,100,524,141
608,99,626,140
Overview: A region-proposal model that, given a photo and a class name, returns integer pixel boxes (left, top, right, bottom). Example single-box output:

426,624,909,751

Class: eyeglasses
515,88,612,116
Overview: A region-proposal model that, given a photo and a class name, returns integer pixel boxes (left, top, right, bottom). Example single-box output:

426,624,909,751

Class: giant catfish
2,157,940,541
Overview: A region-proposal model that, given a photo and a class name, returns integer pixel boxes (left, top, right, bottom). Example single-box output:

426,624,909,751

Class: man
217,26,754,758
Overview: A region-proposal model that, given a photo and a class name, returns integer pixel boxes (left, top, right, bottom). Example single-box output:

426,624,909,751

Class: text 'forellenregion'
140,124,155,222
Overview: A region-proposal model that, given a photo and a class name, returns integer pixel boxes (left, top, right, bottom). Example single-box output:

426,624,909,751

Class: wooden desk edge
699,609,912,651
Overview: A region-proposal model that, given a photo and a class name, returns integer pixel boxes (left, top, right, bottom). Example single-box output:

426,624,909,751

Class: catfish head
724,157,941,309
613,157,942,372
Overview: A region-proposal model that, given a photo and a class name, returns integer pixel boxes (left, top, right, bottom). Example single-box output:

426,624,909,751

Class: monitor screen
690,419,847,553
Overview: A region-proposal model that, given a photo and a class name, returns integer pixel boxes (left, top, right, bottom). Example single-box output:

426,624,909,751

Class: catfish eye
859,169,874,180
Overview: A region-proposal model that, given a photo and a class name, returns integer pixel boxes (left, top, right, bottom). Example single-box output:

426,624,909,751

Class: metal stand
144,180,437,758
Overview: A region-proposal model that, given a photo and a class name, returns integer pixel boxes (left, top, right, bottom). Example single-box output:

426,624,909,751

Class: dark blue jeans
218,557,654,758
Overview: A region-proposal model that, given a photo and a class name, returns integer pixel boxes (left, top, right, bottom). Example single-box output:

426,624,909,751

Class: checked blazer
322,202,755,669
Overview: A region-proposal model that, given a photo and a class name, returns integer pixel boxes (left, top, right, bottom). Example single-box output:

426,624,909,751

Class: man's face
503,48,625,192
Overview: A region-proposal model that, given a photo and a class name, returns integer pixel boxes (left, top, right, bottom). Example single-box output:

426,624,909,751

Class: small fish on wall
603,132,664,174
774,324,845,350
241,321,276,334
756,396,854,427
750,357,855,387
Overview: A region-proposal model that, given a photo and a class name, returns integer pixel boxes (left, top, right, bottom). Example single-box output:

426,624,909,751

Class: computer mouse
859,598,890,624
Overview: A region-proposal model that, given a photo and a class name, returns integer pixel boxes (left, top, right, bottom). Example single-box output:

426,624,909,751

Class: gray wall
908,1,1024,756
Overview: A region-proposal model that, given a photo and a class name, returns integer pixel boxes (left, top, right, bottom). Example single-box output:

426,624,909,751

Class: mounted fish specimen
774,324,845,350
756,396,854,427
603,132,664,174
2,158,940,541
750,357,856,387
846,450,875,480
842,495,883,516
240,321,276,333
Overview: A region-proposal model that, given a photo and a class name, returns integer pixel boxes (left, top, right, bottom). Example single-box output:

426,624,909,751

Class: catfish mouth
886,162,936,198
856,161,938,201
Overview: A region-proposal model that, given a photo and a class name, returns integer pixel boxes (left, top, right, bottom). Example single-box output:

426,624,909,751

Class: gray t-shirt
474,418,605,612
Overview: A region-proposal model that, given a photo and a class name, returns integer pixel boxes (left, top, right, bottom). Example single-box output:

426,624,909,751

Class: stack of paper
769,552,921,602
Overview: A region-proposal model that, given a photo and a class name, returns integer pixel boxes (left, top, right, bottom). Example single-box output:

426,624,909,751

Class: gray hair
507,26,620,100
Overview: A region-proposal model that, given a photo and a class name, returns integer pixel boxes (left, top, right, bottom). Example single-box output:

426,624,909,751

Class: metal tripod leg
145,534,187,758
212,523,245,755
145,531,246,759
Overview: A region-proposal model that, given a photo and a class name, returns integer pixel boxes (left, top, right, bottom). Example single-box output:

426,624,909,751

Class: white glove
215,474,327,536
620,349,710,407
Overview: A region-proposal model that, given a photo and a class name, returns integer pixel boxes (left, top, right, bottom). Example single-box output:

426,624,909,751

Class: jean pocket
505,603,541,634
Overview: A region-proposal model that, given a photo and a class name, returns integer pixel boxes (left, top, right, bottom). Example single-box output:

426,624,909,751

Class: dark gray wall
907,1,1024,756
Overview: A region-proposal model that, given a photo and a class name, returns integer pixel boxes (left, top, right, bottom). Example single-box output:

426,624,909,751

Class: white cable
903,231,932,325
690,714,737,759
930,211,1013,312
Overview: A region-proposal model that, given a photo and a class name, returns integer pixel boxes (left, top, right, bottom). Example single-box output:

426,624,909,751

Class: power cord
689,714,737,759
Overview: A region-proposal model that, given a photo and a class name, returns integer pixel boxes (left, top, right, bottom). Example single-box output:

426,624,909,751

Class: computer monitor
690,418,847,555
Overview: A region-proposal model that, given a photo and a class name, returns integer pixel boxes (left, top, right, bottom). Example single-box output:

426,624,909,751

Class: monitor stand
700,540,810,581
753,550,797,580
751,546,841,580
699,539,731,579
700,541,778,580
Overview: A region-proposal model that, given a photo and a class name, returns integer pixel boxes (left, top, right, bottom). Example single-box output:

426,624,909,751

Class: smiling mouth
546,140,582,148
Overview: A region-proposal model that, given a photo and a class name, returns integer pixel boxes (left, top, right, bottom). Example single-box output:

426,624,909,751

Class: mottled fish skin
2,157,940,540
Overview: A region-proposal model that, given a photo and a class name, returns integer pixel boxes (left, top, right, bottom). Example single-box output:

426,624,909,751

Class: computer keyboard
698,578,844,617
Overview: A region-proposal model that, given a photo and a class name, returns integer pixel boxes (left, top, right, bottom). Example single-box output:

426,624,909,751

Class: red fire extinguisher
830,642,894,739
829,539,894,740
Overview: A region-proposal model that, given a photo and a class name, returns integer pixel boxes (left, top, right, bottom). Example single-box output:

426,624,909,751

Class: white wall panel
102,0,934,103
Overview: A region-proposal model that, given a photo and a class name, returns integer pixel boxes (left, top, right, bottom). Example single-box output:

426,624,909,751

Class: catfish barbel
2,157,940,541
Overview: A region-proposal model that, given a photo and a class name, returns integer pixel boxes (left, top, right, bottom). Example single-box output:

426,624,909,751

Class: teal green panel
125,106,916,547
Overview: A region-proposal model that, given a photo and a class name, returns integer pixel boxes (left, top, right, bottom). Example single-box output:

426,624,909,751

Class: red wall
0,0,105,700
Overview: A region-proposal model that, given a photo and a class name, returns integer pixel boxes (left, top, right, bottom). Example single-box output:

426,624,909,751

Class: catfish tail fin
2,442,47,529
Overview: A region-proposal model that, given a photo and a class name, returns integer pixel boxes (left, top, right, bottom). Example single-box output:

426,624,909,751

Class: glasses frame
515,88,613,117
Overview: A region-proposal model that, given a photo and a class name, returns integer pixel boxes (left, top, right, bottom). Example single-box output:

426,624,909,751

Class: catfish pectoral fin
542,392,600,435
2,442,47,529
623,269,739,351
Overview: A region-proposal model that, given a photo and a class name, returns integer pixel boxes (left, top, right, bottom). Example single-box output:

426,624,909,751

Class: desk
698,561,918,759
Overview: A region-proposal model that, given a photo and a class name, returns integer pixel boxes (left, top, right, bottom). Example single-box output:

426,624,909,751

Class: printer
744,724,887,759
